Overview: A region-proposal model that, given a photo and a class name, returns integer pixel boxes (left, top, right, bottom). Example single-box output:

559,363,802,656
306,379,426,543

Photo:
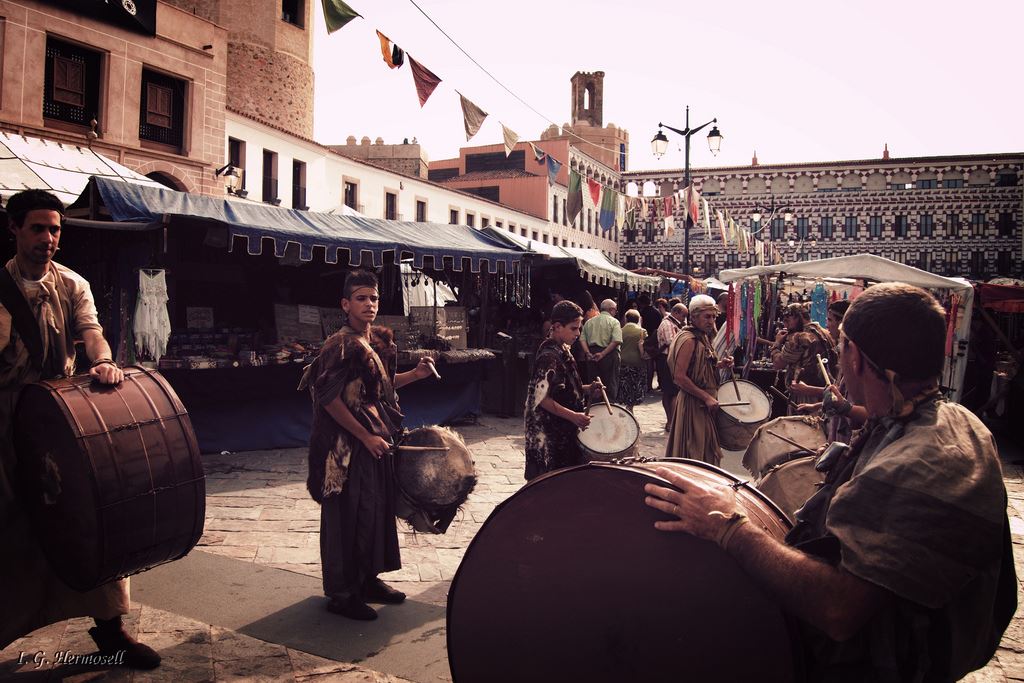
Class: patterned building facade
620,153,1024,280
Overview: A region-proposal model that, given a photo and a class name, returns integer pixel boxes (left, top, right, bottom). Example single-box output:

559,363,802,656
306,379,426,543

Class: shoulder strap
0,268,43,372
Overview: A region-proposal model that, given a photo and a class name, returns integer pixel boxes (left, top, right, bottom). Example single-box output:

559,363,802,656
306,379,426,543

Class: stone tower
543,71,629,171
571,71,604,127
162,0,315,138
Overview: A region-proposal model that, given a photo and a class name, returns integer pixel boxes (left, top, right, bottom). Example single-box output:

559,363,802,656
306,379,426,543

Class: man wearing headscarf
770,302,837,402
664,295,733,465
646,283,1015,680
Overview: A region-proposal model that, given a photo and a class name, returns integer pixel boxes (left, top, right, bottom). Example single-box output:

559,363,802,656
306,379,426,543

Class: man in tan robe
665,295,733,465
0,190,159,667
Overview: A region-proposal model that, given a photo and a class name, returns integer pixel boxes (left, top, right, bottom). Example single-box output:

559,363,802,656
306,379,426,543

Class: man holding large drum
0,190,160,667
664,294,733,466
646,283,1015,680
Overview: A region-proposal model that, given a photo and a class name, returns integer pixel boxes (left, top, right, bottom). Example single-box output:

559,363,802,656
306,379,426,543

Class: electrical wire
405,0,628,161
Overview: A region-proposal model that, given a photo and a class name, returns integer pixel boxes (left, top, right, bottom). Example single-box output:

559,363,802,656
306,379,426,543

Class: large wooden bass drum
13,366,205,591
447,459,802,683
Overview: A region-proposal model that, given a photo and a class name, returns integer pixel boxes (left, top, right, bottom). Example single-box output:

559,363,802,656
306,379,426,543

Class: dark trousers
320,450,401,600
656,353,678,420
588,345,620,402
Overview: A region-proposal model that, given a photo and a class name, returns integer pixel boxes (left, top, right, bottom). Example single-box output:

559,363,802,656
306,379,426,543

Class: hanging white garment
133,269,171,362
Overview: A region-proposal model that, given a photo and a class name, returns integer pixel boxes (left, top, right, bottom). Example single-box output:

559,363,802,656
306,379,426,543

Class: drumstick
730,370,741,401
599,384,613,415
765,429,814,453
395,445,451,452
815,354,831,386
768,385,798,409
718,401,750,407
428,361,442,380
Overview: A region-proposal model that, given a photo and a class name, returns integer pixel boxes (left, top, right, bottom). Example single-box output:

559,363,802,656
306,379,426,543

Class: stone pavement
2,394,1023,681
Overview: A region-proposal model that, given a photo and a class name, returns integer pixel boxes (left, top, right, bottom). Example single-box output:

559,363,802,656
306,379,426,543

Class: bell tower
571,71,604,127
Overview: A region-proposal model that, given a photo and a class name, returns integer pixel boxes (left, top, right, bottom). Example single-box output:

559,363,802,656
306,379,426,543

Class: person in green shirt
618,309,648,410
581,299,622,401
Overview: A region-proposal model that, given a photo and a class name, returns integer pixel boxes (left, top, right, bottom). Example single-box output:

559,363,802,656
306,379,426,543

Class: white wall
225,115,565,247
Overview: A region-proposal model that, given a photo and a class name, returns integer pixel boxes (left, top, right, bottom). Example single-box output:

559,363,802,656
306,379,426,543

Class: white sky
312,0,1023,173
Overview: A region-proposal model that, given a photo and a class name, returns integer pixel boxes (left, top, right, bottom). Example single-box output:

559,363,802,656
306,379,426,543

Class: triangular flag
527,141,546,163
501,123,519,156
408,55,441,107
587,178,602,206
391,43,405,67
727,213,737,244
663,195,675,219
599,187,617,231
623,196,638,230
685,184,700,224
615,193,626,228
716,210,728,245
546,155,563,186
701,197,711,238
566,169,583,224
322,0,361,33
376,30,398,68
664,215,675,239
458,92,488,141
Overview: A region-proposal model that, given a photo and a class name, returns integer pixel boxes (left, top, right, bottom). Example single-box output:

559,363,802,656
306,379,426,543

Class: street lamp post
750,190,792,264
651,106,722,276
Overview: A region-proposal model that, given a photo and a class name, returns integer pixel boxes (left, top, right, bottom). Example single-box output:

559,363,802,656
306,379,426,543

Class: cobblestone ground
2,393,1022,681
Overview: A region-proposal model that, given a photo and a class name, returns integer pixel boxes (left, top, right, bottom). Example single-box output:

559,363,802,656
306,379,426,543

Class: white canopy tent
719,254,974,403
482,227,660,292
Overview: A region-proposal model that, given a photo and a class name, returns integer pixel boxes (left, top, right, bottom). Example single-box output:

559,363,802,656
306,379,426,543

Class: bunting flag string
500,123,519,157
684,184,700,224
587,178,602,207
408,55,441,107
376,30,402,69
662,195,675,222
322,0,361,33
701,197,712,238
546,155,562,186
527,141,546,163
599,186,617,232
457,92,487,141
566,169,583,224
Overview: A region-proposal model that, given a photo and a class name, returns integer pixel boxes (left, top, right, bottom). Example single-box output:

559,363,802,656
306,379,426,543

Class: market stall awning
481,227,659,292
718,253,971,294
0,131,163,205
86,178,525,273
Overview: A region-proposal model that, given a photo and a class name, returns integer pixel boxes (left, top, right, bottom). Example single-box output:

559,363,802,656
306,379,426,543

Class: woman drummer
524,300,603,481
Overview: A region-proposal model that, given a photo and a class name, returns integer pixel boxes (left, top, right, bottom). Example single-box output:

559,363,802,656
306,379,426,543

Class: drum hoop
717,381,771,424
593,458,794,529
577,403,640,453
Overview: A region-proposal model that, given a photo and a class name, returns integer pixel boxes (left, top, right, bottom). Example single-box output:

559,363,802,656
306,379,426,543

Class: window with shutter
146,83,173,128
53,56,85,106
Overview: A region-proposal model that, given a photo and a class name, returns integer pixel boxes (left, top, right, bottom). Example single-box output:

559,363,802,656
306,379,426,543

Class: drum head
718,380,772,424
447,461,799,683
743,416,828,479
757,456,825,524
577,404,639,456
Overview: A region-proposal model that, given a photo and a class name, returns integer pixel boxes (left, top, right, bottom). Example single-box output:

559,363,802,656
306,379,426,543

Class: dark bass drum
447,459,802,683
14,365,205,591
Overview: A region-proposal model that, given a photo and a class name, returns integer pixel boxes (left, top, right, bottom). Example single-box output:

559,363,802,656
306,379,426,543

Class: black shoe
363,578,406,604
88,624,161,670
326,595,378,620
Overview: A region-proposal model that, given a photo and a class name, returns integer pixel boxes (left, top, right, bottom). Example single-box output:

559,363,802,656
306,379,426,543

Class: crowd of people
2,188,1015,680
525,279,1016,680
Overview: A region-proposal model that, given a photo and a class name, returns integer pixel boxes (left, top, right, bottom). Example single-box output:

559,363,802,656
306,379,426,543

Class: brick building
621,152,1024,280
0,0,228,194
